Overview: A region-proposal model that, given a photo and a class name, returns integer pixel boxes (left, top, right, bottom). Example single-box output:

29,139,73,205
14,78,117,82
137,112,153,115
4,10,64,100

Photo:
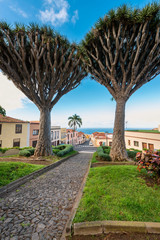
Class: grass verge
43,150,78,161
73,165,160,223
0,162,45,187
0,154,19,158
91,152,98,163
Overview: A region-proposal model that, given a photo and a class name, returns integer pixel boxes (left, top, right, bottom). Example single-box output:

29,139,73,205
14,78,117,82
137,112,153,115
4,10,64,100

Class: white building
125,130,160,151
51,126,61,146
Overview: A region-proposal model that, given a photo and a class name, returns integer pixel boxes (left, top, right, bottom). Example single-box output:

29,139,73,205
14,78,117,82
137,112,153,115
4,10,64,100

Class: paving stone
37,223,45,232
31,232,39,240
0,153,91,240
4,218,12,224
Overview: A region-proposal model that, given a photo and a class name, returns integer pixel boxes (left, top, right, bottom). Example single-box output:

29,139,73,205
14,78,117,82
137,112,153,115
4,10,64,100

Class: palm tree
0,106,6,116
68,114,82,145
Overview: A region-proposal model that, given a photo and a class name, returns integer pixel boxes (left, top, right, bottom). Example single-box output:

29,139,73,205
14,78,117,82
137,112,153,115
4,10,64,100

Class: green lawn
91,152,98,163
0,154,19,158
0,162,45,187
74,165,160,223
126,130,159,133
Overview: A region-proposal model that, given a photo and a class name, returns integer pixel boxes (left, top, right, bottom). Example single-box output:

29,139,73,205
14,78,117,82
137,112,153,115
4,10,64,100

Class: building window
57,131,59,139
13,138,20,147
0,124,2,135
134,141,139,147
128,140,131,146
109,142,112,146
32,141,37,148
33,129,39,136
148,144,154,151
15,124,22,134
142,142,147,149
0,140,2,147
54,131,56,140
51,131,53,140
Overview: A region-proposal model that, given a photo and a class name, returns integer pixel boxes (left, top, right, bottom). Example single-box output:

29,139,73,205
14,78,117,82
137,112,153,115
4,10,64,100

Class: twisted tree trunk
110,99,128,161
34,107,52,157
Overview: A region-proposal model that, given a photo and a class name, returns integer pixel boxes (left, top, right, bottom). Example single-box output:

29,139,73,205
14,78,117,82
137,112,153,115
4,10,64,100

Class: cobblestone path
0,153,92,240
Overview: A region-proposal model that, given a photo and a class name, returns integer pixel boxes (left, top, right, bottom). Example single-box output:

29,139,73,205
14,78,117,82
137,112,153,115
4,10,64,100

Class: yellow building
61,128,67,144
0,114,30,148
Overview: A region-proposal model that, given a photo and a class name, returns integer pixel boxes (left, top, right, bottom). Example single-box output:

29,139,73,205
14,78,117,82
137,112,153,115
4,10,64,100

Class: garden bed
67,165,160,239
0,150,77,166
0,151,78,196
67,232,160,240
0,162,45,187
73,165,160,223
0,151,78,187
91,152,135,167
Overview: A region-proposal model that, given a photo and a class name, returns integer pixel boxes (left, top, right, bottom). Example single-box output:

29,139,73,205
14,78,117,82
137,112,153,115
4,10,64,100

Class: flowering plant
137,150,160,177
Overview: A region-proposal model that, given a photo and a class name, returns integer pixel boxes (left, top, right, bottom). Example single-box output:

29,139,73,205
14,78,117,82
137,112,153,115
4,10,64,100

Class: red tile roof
78,131,85,137
30,121,40,124
92,132,99,136
67,129,78,133
0,114,29,123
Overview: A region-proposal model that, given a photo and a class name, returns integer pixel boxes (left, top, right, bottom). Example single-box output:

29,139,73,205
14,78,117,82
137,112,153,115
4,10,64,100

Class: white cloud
0,72,27,111
9,5,28,18
39,0,69,26
71,10,79,24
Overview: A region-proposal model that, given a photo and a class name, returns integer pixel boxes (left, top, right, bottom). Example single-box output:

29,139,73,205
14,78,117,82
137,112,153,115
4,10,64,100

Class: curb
91,161,135,167
73,220,160,235
0,152,78,197
61,154,92,240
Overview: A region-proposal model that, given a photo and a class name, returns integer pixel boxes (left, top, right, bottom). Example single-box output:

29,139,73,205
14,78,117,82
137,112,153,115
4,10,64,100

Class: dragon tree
0,23,87,156
81,4,160,161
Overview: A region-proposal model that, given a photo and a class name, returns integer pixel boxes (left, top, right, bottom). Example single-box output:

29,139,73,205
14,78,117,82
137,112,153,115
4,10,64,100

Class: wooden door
142,142,147,149
148,144,154,151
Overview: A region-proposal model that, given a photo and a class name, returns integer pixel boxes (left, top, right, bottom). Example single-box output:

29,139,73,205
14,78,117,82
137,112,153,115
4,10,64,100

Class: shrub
137,150,160,177
52,149,60,154
57,144,73,157
27,148,35,155
20,147,33,150
0,147,9,153
0,146,34,155
97,146,111,161
127,150,138,159
19,150,31,157
102,146,111,150
104,148,110,154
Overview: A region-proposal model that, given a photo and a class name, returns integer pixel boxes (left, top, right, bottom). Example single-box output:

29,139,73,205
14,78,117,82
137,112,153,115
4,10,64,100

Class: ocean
77,128,152,135
77,128,113,134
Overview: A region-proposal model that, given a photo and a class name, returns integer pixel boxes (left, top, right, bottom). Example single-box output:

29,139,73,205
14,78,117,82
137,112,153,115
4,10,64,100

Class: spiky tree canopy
81,3,160,161
0,23,87,110
68,114,82,130
81,3,160,101
0,23,87,156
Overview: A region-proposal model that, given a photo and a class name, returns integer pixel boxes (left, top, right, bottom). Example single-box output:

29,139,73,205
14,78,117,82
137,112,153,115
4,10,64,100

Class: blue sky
0,0,160,128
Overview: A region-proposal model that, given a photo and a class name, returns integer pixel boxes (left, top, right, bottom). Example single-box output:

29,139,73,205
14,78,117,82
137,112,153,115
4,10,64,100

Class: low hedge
97,146,111,161
0,146,34,154
102,146,111,154
127,149,140,159
52,149,60,154
19,150,31,157
53,144,73,157
19,148,35,157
